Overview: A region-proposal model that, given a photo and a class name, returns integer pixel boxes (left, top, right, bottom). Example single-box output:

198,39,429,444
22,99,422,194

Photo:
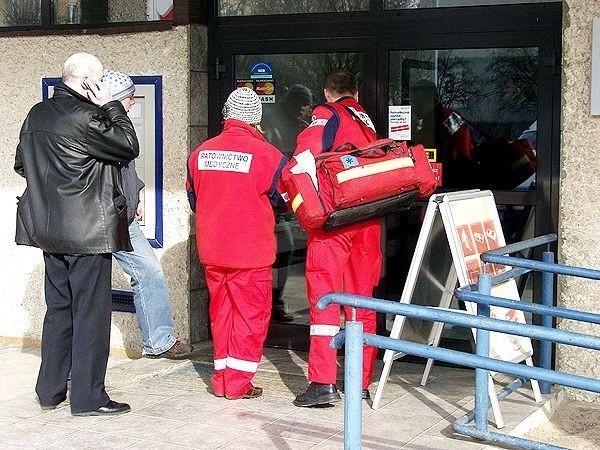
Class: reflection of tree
220,0,368,16
3,0,40,25
436,51,479,109
383,0,422,8
486,48,537,114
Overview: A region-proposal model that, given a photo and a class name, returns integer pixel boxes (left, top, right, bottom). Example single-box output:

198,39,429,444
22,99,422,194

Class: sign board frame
372,190,541,427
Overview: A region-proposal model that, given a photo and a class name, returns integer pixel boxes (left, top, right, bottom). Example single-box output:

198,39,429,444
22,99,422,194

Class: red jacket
187,119,287,268
295,96,377,157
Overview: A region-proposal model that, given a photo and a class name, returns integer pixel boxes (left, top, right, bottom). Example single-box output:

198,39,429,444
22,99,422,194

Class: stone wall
558,0,600,402
0,25,209,356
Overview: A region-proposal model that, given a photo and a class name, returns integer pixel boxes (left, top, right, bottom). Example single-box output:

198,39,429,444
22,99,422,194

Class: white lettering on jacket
197,150,253,173
347,107,376,132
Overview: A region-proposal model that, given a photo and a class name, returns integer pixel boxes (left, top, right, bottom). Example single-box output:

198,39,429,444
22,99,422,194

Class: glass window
0,0,41,26
219,0,368,17
390,48,538,191
50,0,173,25
384,0,560,9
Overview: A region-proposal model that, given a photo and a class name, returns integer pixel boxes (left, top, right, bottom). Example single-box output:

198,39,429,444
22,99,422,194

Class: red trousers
305,220,382,389
204,265,272,398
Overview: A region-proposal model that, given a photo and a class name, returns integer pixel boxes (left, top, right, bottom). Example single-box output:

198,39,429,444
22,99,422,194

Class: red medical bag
283,139,437,231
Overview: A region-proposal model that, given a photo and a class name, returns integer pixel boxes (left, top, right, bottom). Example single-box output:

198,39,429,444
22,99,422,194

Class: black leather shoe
362,389,370,400
293,382,341,407
72,400,131,416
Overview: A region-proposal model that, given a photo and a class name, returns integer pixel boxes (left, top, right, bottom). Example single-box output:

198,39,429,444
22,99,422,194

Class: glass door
206,3,561,352
209,39,377,349
378,30,560,346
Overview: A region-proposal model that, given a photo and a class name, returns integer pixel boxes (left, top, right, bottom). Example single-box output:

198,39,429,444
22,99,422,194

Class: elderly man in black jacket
14,52,139,416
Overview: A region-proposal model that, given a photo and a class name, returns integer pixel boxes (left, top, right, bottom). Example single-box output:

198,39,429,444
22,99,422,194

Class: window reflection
384,0,560,9
219,0,368,16
0,0,41,26
390,48,538,191
51,0,173,25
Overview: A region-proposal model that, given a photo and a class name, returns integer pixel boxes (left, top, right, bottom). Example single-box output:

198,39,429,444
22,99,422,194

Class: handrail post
475,272,492,432
540,249,555,394
344,320,363,449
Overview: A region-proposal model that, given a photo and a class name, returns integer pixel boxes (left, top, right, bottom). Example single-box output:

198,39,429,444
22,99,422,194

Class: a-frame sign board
372,190,541,428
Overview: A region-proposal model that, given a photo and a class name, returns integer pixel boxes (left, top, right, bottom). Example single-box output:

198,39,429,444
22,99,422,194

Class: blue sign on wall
250,62,273,79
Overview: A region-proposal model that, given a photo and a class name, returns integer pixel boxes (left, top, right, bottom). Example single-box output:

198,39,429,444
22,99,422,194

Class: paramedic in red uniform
292,71,382,407
186,87,288,400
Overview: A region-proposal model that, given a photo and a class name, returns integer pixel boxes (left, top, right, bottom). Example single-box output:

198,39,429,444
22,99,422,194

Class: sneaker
147,340,193,359
293,382,341,407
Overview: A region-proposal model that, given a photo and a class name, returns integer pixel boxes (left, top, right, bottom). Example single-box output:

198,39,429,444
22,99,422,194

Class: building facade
0,0,598,401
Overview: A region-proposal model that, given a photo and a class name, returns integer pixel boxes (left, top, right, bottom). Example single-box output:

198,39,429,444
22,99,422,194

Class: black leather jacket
14,82,140,254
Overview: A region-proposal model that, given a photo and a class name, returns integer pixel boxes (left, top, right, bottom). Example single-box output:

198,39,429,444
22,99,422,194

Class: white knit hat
222,87,262,124
103,69,135,101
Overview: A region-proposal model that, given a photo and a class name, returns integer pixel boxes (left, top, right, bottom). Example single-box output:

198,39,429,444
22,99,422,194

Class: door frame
205,2,563,349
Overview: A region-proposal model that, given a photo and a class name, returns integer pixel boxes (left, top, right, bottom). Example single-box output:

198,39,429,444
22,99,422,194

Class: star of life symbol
461,228,473,253
341,155,359,169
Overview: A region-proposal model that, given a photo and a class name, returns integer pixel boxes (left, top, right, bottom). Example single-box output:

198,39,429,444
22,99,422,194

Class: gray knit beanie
103,69,135,101
222,87,262,124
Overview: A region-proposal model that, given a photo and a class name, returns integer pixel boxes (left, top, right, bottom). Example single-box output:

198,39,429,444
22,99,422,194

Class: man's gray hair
62,52,103,83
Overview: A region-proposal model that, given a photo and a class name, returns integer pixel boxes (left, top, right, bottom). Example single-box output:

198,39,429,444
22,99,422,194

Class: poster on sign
388,105,411,140
441,192,533,364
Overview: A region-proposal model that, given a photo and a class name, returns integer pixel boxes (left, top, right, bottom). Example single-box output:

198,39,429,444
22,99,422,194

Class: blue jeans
113,220,176,355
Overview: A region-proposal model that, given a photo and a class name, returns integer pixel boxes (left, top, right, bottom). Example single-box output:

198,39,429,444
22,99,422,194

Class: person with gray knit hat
187,87,288,400
104,68,193,360
222,86,263,124
103,69,135,101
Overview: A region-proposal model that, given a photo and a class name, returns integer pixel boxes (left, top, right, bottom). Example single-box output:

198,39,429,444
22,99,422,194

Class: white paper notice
388,105,412,141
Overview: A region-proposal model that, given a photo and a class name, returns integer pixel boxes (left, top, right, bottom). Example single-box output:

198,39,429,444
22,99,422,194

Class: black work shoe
362,389,371,400
147,340,193,359
293,382,341,407
72,400,131,416
225,385,263,400
271,309,294,322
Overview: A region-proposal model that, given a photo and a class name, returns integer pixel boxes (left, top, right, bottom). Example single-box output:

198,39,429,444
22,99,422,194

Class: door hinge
215,58,227,80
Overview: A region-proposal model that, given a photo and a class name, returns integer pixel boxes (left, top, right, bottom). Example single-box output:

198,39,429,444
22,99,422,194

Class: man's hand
82,78,113,106
135,203,144,221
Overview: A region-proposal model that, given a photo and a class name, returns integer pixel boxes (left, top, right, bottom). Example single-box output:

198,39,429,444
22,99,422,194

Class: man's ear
353,92,359,102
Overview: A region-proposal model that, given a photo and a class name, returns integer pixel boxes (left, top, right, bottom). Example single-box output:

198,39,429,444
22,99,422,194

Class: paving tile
135,396,227,421
39,429,142,449
199,406,285,431
149,422,246,448
403,434,486,449
254,416,342,443
0,343,575,449
127,441,190,449
321,428,410,449
86,412,185,440
0,420,75,447
220,432,316,449
0,395,53,421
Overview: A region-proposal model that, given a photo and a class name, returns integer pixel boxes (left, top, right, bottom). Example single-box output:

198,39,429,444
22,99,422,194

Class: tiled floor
0,342,555,449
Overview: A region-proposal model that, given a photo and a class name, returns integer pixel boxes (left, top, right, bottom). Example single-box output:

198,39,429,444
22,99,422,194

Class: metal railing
319,233,600,449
